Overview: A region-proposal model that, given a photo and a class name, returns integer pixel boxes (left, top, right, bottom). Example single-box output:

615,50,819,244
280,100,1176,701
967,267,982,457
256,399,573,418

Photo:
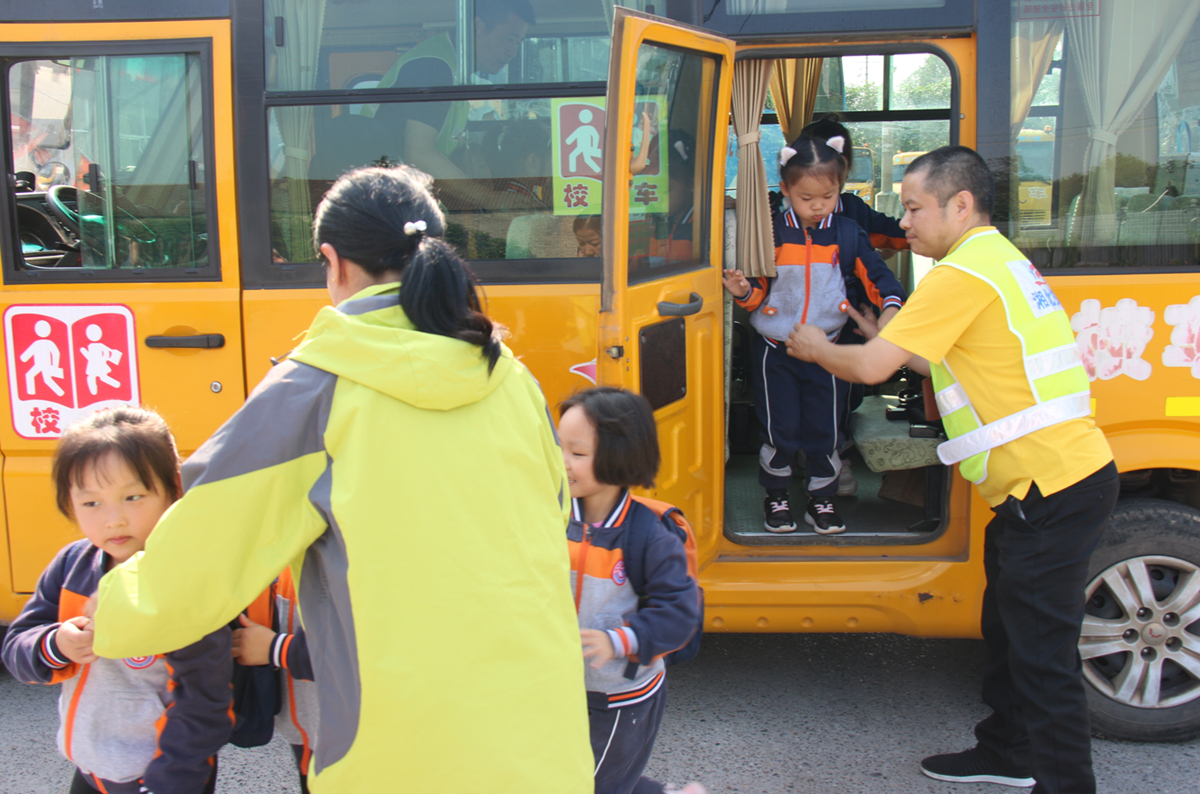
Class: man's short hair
908,146,994,219
476,0,535,29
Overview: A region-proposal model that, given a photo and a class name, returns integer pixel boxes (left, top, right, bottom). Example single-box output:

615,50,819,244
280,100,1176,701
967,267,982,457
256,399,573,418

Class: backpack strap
834,214,860,282
620,505,688,679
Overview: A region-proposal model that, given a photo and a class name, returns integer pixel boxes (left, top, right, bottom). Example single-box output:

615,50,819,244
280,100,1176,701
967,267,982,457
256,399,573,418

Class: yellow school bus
844,145,875,207
1015,127,1055,227
1,0,1198,743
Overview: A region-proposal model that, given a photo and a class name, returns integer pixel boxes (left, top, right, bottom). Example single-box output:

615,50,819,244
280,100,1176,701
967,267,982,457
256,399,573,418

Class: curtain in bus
267,0,327,260
1011,20,1062,139
733,59,776,278
1068,0,1200,245
769,58,823,140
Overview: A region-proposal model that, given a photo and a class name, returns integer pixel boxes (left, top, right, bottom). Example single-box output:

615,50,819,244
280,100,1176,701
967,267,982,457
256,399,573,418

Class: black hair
801,114,854,170
558,387,659,490
482,118,550,179
476,0,535,28
779,135,847,189
53,406,181,519
907,146,995,219
314,165,503,373
573,214,602,235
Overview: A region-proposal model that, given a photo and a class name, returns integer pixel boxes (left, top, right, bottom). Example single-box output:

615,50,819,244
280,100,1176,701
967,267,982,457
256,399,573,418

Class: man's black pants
974,462,1119,794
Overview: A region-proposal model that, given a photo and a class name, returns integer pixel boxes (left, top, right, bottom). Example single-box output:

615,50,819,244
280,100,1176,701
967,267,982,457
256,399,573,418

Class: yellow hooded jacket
94,284,593,792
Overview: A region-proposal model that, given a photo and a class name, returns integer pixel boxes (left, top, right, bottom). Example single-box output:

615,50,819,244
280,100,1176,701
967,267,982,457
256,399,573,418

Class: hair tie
779,146,797,166
826,136,846,154
404,220,427,237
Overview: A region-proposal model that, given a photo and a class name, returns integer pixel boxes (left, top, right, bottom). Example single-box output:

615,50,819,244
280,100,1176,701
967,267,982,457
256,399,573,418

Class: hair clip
403,220,427,237
674,140,689,161
779,146,797,166
826,136,846,154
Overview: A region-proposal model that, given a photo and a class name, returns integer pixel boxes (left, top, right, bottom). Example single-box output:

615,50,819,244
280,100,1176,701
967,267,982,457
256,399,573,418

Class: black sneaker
763,491,797,533
920,747,1035,788
805,498,846,534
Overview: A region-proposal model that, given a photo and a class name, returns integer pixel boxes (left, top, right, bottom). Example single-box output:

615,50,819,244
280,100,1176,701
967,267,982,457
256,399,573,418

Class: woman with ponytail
93,165,593,793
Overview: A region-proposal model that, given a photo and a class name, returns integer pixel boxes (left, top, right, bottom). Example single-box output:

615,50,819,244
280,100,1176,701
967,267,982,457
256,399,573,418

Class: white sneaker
837,460,857,496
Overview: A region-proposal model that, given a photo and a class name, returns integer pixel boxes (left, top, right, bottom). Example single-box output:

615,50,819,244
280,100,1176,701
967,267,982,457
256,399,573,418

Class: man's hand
722,269,751,300
580,629,617,670
786,323,829,363
231,613,276,667
56,616,98,665
846,303,881,340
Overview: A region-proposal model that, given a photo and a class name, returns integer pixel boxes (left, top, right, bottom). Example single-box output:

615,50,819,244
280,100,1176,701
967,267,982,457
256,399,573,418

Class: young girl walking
559,386,705,794
1,407,231,793
723,135,907,534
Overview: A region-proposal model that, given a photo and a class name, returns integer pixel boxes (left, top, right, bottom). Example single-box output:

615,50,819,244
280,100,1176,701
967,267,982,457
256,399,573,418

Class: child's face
70,452,172,564
576,228,601,258
780,172,840,228
559,405,606,501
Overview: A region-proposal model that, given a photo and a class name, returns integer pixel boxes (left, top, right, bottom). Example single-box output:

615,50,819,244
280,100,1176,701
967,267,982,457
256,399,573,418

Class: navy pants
974,462,1119,794
750,333,848,497
70,760,218,794
590,682,668,794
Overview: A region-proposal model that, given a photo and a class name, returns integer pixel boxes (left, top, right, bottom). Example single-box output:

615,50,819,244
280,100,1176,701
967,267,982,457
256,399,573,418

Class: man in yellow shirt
788,146,1117,794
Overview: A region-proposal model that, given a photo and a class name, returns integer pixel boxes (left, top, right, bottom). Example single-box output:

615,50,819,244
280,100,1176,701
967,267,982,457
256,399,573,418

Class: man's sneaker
764,492,797,533
920,747,1035,788
837,460,857,496
805,498,846,534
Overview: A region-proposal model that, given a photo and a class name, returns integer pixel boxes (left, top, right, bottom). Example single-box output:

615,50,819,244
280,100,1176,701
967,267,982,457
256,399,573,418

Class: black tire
1082,498,1200,742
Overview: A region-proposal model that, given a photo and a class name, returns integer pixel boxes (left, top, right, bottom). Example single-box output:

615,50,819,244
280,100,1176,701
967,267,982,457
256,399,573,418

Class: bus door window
8,54,209,273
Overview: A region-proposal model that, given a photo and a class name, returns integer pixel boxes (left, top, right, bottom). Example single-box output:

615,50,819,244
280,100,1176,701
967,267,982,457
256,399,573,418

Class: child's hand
846,303,881,340
580,629,617,670
722,269,751,299
231,613,276,667
56,616,98,665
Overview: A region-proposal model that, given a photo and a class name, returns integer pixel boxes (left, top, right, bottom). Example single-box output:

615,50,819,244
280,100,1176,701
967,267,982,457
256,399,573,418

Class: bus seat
1118,192,1166,246
505,213,577,259
1161,195,1200,244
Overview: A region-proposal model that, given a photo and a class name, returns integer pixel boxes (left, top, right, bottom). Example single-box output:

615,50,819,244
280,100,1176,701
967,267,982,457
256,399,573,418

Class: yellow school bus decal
4,305,139,439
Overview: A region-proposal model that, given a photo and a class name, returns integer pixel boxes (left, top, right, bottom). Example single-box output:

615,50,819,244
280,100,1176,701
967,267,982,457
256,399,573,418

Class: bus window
1008,6,1200,268
8,54,211,274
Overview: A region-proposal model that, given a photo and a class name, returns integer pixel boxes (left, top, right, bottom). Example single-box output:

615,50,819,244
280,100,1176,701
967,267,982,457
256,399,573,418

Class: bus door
600,9,734,569
0,22,244,599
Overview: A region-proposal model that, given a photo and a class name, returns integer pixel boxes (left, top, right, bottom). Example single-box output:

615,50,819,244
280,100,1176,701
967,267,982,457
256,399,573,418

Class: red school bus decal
4,304,139,439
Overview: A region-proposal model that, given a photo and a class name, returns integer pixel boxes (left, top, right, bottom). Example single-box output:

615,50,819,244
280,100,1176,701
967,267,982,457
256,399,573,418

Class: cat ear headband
780,135,846,166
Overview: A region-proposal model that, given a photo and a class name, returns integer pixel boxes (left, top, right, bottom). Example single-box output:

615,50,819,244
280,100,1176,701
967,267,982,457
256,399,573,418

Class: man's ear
952,189,974,221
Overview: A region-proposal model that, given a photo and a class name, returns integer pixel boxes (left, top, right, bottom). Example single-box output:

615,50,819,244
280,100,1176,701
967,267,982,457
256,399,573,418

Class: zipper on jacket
574,525,593,614
801,227,813,324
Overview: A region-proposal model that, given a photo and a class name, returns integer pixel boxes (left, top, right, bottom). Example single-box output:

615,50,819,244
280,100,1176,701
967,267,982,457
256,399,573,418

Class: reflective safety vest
361,33,469,158
930,229,1091,484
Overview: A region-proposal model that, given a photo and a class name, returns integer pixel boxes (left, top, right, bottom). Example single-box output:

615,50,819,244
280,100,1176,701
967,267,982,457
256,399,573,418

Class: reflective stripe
936,392,1091,466
1026,343,1084,380
935,382,971,416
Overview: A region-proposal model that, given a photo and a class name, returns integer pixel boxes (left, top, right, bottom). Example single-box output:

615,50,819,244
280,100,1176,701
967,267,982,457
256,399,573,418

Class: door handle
657,292,703,317
144,334,225,349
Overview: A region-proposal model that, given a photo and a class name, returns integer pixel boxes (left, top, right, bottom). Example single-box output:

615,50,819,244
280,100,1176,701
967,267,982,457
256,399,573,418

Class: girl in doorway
722,136,906,535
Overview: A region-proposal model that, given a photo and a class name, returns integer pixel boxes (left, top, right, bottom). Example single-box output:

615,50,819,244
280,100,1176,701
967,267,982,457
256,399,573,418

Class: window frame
0,38,222,285
704,0,973,40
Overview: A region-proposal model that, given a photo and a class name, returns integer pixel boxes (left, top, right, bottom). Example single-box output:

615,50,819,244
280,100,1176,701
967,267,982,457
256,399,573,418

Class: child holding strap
723,135,907,534
559,387,704,794
1,407,232,794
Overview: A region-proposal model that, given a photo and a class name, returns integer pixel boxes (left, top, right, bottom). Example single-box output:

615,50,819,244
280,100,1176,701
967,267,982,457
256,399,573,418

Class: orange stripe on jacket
567,541,625,582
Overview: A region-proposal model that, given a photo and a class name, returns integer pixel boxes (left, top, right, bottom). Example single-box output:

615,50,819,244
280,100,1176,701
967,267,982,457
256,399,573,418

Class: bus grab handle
658,293,703,317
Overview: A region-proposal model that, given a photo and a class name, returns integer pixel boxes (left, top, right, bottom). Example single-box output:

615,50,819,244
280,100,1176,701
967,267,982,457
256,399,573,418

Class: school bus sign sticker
4,304,139,439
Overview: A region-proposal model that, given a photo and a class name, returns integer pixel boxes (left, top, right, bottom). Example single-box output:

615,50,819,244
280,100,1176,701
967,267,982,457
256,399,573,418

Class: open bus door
599,9,734,569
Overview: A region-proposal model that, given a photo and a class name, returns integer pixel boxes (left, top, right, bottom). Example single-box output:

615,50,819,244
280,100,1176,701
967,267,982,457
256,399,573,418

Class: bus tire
1081,498,1200,742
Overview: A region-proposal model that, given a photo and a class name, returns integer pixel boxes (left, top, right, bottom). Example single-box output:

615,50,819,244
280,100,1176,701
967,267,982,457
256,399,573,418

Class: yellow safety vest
361,33,469,159
929,229,1091,484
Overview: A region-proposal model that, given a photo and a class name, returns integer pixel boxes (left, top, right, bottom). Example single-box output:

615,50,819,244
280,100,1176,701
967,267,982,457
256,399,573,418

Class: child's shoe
836,460,857,496
764,490,797,533
805,497,846,534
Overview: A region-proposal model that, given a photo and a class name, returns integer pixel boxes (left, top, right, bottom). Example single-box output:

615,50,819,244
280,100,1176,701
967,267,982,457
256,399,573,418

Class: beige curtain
266,0,326,259
1069,0,1200,245
1011,20,1063,138
769,58,823,141
732,59,775,277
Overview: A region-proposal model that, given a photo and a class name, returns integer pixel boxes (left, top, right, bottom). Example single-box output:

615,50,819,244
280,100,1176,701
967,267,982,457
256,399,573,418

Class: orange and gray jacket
2,540,232,794
93,283,593,793
737,209,906,341
568,490,698,708
265,568,318,774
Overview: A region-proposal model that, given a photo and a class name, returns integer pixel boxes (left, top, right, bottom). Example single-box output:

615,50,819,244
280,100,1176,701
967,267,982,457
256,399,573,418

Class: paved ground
2,632,1196,793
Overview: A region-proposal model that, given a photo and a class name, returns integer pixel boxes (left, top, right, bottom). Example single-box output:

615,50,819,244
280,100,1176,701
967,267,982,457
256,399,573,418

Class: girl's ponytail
399,237,503,373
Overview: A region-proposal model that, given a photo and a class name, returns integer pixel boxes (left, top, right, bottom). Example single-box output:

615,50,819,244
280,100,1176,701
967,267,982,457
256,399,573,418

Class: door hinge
605,345,625,360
